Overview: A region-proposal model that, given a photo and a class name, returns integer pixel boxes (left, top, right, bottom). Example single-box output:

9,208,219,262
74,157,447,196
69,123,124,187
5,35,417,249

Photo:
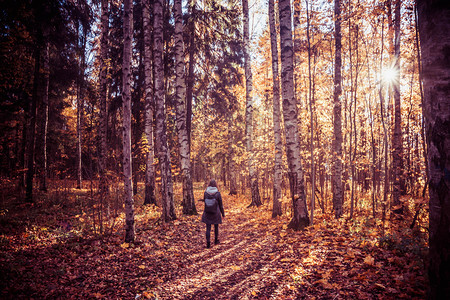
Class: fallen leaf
375,283,386,289
315,279,333,289
364,255,375,266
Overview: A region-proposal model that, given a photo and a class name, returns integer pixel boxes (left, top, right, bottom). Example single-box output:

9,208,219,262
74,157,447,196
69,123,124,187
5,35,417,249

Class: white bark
268,0,282,217
243,0,261,207
154,0,176,222
123,0,135,242
278,0,309,230
174,0,196,215
143,0,156,206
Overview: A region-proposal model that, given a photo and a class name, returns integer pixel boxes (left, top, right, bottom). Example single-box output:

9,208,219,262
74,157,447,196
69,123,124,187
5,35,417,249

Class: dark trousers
206,224,219,243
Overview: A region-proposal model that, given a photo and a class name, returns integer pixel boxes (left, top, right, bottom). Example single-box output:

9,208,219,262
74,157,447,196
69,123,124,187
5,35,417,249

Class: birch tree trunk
20,111,28,188
37,37,49,192
293,0,302,137
122,0,135,243
132,38,143,197
243,0,262,208
392,0,404,209
269,0,282,218
98,0,109,207
76,23,87,190
154,0,176,222
76,61,83,190
143,0,156,206
332,0,344,219
278,0,309,230
417,0,450,297
174,0,197,215
227,115,238,195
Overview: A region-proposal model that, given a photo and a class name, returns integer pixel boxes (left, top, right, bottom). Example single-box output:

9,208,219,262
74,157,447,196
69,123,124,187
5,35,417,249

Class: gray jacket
201,186,225,224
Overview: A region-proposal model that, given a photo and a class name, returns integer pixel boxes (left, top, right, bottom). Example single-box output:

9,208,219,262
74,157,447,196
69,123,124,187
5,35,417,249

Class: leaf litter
0,190,427,299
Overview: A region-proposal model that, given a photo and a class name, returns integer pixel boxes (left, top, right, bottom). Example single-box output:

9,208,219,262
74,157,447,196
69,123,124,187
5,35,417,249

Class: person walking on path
201,179,225,248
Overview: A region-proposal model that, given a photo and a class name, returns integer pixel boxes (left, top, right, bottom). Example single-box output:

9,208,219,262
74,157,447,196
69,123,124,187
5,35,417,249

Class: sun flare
381,67,399,85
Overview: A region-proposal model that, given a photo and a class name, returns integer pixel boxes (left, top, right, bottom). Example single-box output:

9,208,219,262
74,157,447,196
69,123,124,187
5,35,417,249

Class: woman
202,179,225,248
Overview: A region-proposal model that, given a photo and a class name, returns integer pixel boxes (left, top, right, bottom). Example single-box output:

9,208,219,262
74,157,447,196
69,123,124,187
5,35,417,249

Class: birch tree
278,0,309,230
242,0,262,207
174,0,196,215
154,0,176,222
227,114,238,195
143,0,156,206
76,35,84,190
37,37,49,192
268,0,282,217
76,12,88,190
122,0,135,242
98,0,109,205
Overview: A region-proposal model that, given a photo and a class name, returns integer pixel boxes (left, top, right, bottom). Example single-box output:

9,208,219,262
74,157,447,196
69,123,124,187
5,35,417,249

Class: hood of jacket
206,186,218,196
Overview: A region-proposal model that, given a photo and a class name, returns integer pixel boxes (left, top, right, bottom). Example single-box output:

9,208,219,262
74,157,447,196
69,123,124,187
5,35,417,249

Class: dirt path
152,197,292,299
1,192,427,299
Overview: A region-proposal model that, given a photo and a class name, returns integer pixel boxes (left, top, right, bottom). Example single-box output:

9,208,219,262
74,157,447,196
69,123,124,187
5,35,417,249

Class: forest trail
0,187,427,299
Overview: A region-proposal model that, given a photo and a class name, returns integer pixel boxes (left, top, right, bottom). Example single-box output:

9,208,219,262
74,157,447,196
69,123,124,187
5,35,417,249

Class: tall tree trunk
417,1,450,298
227,116,238,195
77,24,87,190
353,25,359,211
143,0,156,206
20,110,28,188
268,0,282,218
98,0,109,209
278,0,309,230
174,0,196,215
293,0,302,139
154,0,176,222
332,0,344,218
392,0,404,210
132,34,144,197
306,0,315,224
349,22,360,219
348,12,354,219
378,15,390,227
123,0,135,243
186,0,196,149
243,0,262,207
37,37,49,192
414,4,429,186
26,42,41,202
367,54,377,217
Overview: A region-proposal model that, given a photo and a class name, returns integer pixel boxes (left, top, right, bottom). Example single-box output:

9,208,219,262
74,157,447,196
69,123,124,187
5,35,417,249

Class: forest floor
1,181,428,299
